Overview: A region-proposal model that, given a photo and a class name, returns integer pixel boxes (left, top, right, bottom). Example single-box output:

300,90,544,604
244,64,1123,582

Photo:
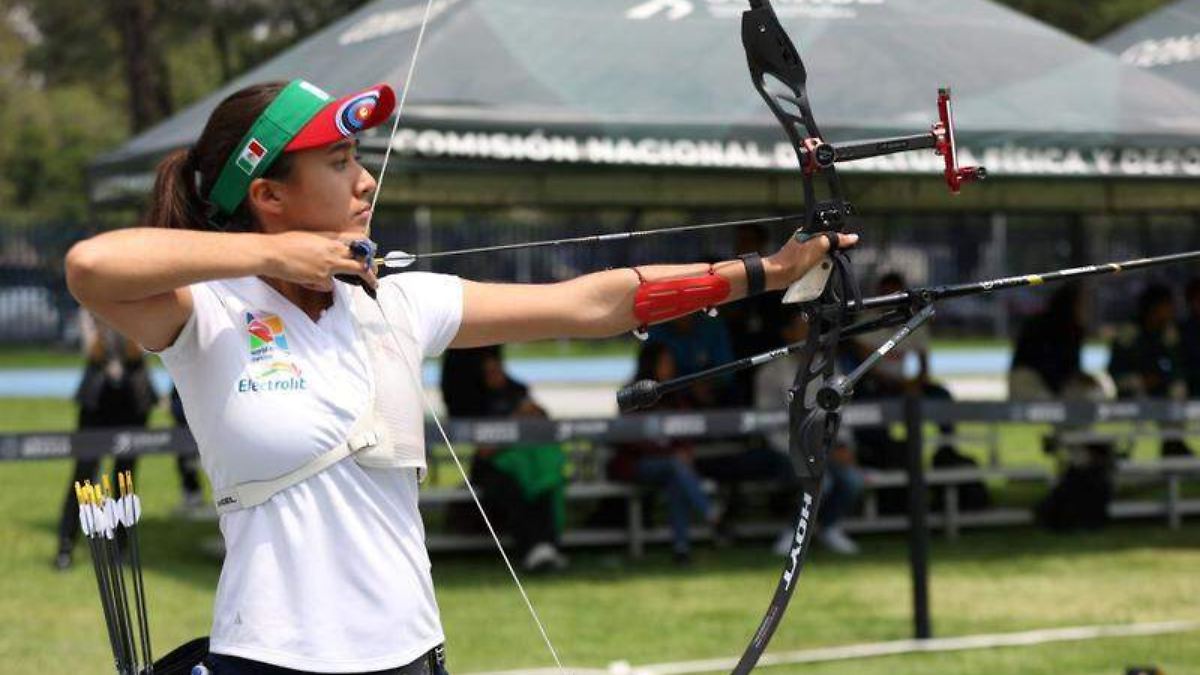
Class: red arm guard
632,265,732,332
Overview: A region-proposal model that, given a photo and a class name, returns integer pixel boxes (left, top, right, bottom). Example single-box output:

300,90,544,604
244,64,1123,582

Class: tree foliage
993,0,1176,41
0,0,368,220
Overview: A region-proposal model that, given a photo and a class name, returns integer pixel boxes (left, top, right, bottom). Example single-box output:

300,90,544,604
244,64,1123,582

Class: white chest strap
212,429,381,515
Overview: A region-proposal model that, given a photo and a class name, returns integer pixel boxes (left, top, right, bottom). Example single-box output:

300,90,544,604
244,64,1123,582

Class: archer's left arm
452,231,858,348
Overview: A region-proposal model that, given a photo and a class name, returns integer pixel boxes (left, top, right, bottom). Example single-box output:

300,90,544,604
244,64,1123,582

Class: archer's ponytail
144,82,294,232
147,148,209,231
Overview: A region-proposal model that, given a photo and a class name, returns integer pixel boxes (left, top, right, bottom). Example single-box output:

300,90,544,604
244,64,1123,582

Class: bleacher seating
418,444,1200,555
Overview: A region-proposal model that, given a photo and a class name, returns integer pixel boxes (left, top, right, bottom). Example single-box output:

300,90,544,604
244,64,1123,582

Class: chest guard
212,283,428,514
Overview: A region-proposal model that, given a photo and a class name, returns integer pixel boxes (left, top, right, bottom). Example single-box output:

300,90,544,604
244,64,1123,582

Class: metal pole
905,392,932,640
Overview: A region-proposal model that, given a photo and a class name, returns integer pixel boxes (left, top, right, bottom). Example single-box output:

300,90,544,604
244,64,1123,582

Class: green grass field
2,398,1199,674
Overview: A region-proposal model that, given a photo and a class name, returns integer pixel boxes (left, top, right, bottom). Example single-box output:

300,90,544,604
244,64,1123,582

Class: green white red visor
208,79,396,216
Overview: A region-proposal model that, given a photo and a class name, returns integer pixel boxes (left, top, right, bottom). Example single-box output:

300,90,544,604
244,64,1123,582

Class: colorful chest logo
238,311,306,393
247,312,289,352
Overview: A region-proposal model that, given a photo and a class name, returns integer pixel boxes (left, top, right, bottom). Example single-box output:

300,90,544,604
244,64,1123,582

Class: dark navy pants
205,645,448,675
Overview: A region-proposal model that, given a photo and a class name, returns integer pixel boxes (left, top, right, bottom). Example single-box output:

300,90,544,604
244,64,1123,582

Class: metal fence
0,219,86,344
385,207,1200,335
4,209,1199,344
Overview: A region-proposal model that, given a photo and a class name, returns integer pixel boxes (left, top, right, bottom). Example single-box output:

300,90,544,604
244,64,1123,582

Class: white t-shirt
158,273,462,672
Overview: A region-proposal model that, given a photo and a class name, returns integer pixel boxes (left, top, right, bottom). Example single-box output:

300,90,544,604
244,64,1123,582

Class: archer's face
251,139,377,236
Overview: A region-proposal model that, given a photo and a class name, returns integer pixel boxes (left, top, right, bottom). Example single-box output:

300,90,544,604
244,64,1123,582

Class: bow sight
785,88,986,190
742,0,985,308
745,10,985,195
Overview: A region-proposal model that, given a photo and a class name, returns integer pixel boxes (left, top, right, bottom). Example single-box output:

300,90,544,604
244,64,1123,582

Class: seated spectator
848,274,956,451
1109,283,1191,457
441,347,568,573
1010,285,1114,530
848,272,988,513
1110,284,1186,399
647,312,734,408
751,311,863,555
1009,284,1106,401
609,342,721,564
1178,277,1200,397
851,272,936,397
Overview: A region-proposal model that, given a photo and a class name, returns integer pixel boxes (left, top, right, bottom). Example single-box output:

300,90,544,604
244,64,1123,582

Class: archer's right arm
66,228,368,351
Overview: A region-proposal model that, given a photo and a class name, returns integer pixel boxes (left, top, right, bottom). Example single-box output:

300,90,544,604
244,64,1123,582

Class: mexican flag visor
208,79,396,216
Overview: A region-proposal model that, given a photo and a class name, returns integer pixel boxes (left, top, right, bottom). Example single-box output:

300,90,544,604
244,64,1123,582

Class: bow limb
357,1,567,670
733,2,859,671
730,260,852,675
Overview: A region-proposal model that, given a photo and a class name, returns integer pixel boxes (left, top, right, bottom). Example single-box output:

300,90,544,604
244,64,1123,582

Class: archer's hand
261,231,379,292
764,231,859,291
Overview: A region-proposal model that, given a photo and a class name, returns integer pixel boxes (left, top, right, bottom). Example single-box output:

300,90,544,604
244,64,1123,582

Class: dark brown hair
146,82,297,232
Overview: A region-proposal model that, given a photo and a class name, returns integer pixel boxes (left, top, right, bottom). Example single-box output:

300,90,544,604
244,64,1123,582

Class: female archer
66,79,857,674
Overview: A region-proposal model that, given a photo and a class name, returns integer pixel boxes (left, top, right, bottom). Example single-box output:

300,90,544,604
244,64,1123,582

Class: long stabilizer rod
375,213,804,270
853,250,1200,312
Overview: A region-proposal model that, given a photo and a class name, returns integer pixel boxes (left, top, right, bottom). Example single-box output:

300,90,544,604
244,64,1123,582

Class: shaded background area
2,0,1198,345
8,211,1198,343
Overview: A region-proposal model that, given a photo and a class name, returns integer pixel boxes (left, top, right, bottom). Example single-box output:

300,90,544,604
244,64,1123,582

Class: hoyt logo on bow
781,492,814,590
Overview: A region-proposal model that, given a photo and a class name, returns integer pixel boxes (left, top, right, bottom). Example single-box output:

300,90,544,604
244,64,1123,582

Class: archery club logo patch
238,311,306,393
335,91,381,137
235,139,268,175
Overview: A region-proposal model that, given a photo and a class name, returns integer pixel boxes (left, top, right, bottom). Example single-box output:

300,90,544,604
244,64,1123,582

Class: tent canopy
1099,0,1200,92
91,0,1200,205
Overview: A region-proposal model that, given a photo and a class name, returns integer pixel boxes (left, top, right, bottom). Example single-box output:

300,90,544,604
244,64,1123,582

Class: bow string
359,0,567,670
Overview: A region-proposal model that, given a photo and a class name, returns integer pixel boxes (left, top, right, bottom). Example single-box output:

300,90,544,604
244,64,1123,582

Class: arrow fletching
118,495,142,527
76,482,93,537
381,251,417,268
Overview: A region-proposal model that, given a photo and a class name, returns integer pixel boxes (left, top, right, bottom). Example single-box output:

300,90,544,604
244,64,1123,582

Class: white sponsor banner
89,131,1200,203
626,0,887,22
1120,33,1200,69
387,127,1200,178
